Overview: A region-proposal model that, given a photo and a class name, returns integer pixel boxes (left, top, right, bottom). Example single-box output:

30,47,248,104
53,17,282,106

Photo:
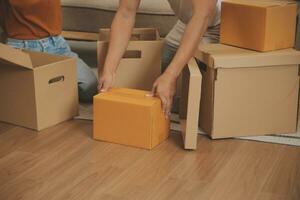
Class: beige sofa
62,0,176,36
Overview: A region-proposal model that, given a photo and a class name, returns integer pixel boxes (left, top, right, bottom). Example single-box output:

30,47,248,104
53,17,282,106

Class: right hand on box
148,72,177,119
98,71,115,93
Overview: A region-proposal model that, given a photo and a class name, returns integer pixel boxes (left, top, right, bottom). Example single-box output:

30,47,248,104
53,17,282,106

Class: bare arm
152,0,217,116
98,0,140,91
164,0,216,78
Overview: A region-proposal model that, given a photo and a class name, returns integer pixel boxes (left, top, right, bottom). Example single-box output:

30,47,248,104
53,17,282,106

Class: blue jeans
6,36,98,102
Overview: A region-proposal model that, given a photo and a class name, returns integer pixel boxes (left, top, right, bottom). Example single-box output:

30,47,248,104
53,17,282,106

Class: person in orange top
0,0,97,102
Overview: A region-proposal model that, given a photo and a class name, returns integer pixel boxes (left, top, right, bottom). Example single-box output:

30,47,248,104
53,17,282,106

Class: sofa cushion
61,0,175,15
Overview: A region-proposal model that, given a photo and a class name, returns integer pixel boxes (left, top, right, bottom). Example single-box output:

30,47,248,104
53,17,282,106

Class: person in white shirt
99,0,221,117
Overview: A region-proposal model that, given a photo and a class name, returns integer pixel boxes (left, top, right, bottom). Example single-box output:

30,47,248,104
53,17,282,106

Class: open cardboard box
179,44,300,148
97,28,163,91
0,43,78,131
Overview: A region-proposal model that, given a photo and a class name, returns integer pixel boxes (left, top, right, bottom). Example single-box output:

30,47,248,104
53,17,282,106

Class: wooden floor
0,120,299,200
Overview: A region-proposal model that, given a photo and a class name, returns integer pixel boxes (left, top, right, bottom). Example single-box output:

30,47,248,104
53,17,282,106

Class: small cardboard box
97,28,162,90
220,0,298,52
93,88,170,149
195,44,300,139
0,43,78,131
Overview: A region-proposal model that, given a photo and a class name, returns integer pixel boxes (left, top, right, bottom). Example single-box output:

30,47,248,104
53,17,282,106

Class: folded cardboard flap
0,43,33,69
223,0,295,7
179,58,202,150
61,31,99,41
196,44,300,68
0,43,73,69
99,28,160,41
25,51,73,67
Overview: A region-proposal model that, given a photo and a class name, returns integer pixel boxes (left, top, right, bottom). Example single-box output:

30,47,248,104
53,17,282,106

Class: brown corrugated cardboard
179,58,202,150
0,43,78,131
62,31,99,41
220,0,297,52
195,43,300,139
97,28,162,91
93,88,170,150
296,1,300,50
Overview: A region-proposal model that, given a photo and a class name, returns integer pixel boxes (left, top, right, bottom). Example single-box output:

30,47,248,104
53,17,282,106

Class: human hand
149,72,177,118
98,70,115,93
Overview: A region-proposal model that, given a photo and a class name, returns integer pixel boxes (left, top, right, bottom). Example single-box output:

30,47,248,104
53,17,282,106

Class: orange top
0,0,62,40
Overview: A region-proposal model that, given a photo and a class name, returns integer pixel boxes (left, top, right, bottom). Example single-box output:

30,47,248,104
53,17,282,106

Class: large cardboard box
93,88,170,149
97,28,162,90
0,43,78,131
220,0,298,52
195,44,300,139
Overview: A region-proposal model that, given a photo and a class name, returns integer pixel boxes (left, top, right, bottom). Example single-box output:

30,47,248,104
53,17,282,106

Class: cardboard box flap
99,28,160,42
25,50,71,67
96,88,158,106
223,0,296,8
195,44,300,69
0,43,33,69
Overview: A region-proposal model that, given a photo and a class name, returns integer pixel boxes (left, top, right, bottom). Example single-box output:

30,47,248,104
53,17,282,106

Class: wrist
102,66,116,75
164,68,179,80
165,63,181,79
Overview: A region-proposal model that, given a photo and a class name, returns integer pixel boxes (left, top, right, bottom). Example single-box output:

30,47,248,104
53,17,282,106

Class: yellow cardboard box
220,0,297,52
93,88,170,149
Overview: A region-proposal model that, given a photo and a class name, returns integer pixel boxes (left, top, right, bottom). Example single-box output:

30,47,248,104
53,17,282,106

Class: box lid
0,43,33,69
222,0,296,8
195,44,300,69
94,88,160,107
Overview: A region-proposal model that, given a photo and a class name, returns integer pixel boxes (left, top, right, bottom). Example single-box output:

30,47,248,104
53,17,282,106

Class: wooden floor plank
258,145,300,200
0,126,37,159
0,120,299,200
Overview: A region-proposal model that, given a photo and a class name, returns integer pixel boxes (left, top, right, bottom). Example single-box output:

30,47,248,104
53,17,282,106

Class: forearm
165,15,210,78
101,6,137,74
165,0,216,78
